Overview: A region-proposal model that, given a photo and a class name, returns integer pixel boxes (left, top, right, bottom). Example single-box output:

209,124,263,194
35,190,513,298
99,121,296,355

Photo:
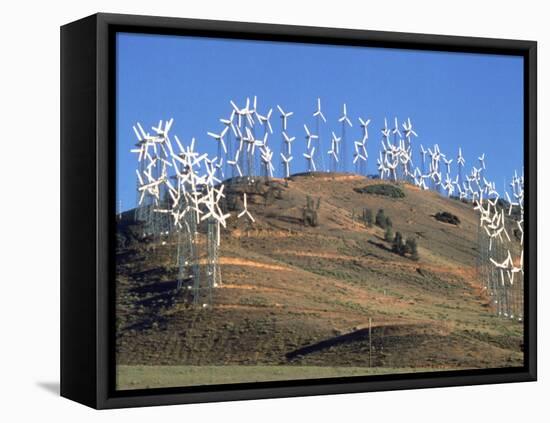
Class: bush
405,238,419,261
375,209,387,228
434,211,460,225
363,208,373,227
375,209,393,230
392,232,405,255
384,226,394,242
354,184,405,198
303,195,320,227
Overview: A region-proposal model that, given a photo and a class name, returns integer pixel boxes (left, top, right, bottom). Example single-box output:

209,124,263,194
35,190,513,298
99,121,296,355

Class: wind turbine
303,147,317,172
457,147,465,188
260,145,275,178
207,126,229,154
281,132,295,177
256,107,273,135
304,124,318,149
420,144,428,175
313,98,327,171
238,193,255,222
478,153,486,182
220,110,236,176
358,117,371,139
227,149,243,177
329,132,341,172
442,157,453,175
338,103,353,172
277,105,293,177
277,105,293,131
280,153,293,178
402,118,417,139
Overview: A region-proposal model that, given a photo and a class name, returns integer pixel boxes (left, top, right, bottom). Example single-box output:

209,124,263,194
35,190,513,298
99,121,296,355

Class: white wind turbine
281,132,295,177
353,143,367,174
277,105,293,131
230,99,248,128
260,145,275,178
313,97,327,123
402,117,417,139
303,147,317,172
227,149,243,177
442,157,453,175
220,110,237,175
457,147,465,187
207,126,229,154
256,107,273,135
238,193,255,222
280,153,293,178
478,153,486,182
329,131,341,172
357,117,371,175
277,104,294,177
282,132,295,155
338,103,353,172
359,117,371,138
304,124,318,149
392,117,402,140
419,144,428,175
313,98,327,171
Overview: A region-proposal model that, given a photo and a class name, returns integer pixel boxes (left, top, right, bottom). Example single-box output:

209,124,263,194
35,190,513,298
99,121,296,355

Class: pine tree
376,209,387,228
363,208,373,227
392,232,405,255
406,237,419,261
303,195,320,227
384,226,394,242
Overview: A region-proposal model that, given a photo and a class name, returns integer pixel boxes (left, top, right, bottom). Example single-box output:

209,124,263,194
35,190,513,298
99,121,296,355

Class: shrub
384,226,394,242
303,195,320,227
406,237,419,261
375,209,387,228
354,184,405,198
392,232,405,255
363,208,373,227
375,209,393,230
434,211,460,225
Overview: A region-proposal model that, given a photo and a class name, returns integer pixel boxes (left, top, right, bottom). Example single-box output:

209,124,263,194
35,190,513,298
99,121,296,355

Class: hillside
115,173,523,388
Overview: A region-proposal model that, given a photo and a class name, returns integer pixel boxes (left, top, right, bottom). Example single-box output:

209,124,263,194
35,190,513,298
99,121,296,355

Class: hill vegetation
115,174,523,389
435,211,461,226
354,184,405,198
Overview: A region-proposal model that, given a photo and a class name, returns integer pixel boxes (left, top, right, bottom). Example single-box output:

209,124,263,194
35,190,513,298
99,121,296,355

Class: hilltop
115,173,523,386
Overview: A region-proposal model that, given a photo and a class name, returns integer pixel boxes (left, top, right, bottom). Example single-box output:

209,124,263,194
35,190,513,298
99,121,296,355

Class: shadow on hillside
367,239,392,253
131,279,180,295
286,327,372,360
270,215,303,226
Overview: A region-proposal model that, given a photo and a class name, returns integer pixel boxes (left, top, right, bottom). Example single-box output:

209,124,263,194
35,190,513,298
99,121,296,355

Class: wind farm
116,94,524,389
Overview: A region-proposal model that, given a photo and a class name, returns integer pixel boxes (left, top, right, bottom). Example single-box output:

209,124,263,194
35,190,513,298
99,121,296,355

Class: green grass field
117,365,444,390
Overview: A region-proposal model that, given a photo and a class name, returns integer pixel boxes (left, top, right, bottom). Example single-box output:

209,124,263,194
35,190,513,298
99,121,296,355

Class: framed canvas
60,13,537,409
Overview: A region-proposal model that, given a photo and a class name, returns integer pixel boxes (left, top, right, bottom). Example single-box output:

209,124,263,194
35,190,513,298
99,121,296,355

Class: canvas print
115,32,525,390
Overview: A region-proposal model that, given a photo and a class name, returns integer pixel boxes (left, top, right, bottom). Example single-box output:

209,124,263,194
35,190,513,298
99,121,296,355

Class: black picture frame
60,12,537,409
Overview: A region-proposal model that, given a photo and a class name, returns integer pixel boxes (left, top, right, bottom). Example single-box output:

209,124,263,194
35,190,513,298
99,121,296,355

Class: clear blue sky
116,32,524,212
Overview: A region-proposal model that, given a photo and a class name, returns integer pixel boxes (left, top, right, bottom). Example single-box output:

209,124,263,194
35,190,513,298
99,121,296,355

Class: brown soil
115,174,523,370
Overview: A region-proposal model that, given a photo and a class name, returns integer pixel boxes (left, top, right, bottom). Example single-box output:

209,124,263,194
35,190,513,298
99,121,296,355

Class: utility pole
369,317,372,368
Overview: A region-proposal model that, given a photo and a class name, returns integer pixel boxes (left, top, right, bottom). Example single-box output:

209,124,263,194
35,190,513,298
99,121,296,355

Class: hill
115,173,523,388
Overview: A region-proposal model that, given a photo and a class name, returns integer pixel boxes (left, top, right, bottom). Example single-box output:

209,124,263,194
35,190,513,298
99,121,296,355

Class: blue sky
116,32,524,212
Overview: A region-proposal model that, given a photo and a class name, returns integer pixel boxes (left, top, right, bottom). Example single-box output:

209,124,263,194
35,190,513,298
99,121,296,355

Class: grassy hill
115,173,523,389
